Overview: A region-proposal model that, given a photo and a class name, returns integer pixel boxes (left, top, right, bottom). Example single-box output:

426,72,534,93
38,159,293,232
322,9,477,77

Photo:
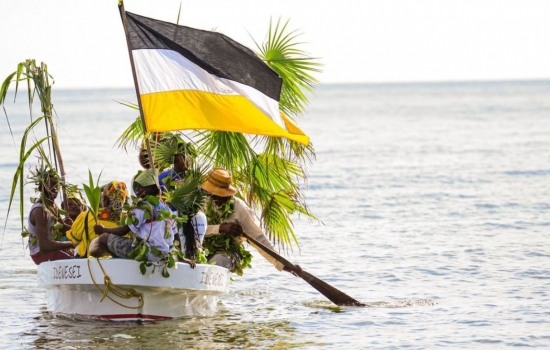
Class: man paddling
201,167,301,276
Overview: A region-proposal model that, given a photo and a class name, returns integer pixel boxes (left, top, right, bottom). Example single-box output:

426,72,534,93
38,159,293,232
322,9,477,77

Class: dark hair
182,217,200,260
143,184,160,196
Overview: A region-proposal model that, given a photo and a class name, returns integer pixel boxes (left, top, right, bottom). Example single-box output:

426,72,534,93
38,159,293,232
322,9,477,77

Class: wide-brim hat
201,168,237,197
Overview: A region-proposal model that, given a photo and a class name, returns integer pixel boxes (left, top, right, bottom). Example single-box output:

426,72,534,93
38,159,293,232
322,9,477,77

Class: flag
122,11,309,145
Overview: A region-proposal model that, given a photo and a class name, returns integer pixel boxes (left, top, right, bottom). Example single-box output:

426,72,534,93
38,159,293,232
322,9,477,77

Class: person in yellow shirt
61,191,86,224
67,181,129,257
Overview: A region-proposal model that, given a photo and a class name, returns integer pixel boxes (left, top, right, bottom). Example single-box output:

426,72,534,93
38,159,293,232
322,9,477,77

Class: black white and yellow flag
122,11,309,145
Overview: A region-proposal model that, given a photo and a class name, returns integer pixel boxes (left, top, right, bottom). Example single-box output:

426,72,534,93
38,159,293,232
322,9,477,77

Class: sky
1,0,549,89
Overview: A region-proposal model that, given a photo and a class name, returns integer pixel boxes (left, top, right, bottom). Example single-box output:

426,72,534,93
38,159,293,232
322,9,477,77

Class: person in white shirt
201,168,300,276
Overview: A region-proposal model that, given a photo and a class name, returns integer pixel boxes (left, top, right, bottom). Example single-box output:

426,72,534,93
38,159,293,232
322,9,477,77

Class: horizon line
6,77,550,92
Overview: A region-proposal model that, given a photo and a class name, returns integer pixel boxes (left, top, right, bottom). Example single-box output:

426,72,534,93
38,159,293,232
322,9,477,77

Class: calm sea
0,81,549,349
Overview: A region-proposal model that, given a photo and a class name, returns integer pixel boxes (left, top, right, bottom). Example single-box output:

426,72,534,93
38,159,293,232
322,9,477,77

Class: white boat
37,259,230,321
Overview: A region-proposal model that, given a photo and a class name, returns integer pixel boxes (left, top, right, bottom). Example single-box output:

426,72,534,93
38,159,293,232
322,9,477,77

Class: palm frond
151,133,198,171
114,115,145,152
252,17,322,117
252,135,316,164
261,190,316,251
166,171,207,217
196,131,255,172
150,137,177,170
238,153,303,195
233,153,317,250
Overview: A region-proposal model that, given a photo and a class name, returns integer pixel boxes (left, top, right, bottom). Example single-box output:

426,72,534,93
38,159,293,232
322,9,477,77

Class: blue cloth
158,169,185,192
158,169,185,212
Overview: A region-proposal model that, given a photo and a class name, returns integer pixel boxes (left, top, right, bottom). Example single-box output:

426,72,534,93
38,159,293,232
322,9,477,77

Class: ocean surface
0,81,549,349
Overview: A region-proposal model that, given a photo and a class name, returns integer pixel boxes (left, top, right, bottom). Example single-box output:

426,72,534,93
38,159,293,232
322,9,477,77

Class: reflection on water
22,308,318,349
18,298,438,349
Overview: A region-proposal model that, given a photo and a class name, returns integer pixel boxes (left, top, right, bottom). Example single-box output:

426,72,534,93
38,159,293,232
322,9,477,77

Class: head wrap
66,189,86,207
98,181,129,222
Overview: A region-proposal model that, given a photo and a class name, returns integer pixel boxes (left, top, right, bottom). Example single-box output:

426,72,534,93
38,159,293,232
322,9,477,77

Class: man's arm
235,202,284,271
32,207,74,252
94,224,130,236
205,224,221,237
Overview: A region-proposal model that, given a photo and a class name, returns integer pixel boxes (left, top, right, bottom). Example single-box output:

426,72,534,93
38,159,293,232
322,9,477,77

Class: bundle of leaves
151,132,197,170
163,171,206,219
26,160,68,241
203,234,252,276
162,168,208,262
202,198,253,275
27,160,60,216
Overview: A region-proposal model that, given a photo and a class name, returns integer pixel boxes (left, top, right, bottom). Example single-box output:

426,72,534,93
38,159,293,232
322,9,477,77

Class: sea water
0,81,549,349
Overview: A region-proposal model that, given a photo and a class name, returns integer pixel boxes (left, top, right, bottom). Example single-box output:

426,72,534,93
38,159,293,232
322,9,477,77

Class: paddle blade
297,269,367,307
242,230,366,306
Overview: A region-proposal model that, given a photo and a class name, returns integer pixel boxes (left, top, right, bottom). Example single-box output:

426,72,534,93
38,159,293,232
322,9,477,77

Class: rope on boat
87,257,144,309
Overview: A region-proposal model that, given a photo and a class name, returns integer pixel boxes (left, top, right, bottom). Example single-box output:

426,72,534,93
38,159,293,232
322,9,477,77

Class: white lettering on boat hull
199,271,225,287
53,265,82,280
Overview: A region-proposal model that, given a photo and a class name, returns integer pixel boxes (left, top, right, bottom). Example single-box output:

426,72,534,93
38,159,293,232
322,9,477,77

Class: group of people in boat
26,142,300,277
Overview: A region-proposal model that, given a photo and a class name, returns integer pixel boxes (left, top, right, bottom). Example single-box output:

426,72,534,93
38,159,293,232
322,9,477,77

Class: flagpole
118,0,157,177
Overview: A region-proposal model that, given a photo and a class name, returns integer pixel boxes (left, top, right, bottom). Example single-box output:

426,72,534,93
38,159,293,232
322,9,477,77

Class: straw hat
201,168,237,197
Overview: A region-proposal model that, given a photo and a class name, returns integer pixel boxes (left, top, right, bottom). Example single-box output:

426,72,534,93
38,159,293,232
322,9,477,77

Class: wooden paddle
242,232,366,307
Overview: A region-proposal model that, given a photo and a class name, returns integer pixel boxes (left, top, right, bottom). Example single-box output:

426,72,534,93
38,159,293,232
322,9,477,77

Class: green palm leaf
196,131,255,171
166,170,207,217
4,134,51,233
261,190,316,250
150,133,197,171
114,115,145,152
82,169,103,223
252,17,322,118
234,153,316,248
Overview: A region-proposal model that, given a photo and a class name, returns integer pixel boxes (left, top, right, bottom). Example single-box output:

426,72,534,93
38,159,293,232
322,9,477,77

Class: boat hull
37,259,230,321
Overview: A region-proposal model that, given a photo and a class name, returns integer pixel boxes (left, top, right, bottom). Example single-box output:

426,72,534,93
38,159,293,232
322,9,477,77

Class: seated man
201,168,299,276
27,166,75,265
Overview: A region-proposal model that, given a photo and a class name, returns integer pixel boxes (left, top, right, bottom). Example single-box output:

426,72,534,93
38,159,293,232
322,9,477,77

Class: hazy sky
1,0,549,89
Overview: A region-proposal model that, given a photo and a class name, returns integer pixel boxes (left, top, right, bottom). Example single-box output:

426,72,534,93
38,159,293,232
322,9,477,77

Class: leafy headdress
151,133,197,171
28,160,60,217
